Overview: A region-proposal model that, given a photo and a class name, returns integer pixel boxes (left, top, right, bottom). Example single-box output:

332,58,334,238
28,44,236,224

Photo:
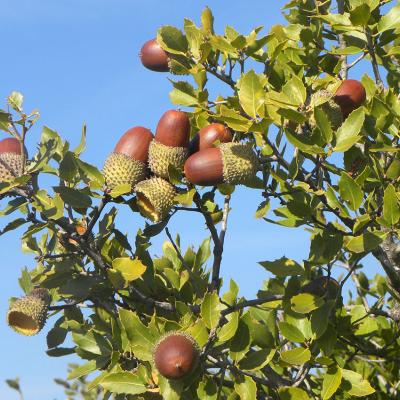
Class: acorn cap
155,110,191,148
148,140,188,179
189,123,232,154
220,142,259,185
310,90,343,131
140,39,170,72
114,126,154,163
333,79,366,118
153,332,199,380
7,290,51,336
135,177,176,222
103,153,148,191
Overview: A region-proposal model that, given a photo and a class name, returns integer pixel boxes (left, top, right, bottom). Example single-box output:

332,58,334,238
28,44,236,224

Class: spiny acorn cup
140,39,170,72
184,142,259,186
333,79,366,118
189,123,233,155
7,288,51,336
309,90,343,131
0,137,26,183
148,110,190,179
103,126,153,191
153,332,199,380
135,177,176,222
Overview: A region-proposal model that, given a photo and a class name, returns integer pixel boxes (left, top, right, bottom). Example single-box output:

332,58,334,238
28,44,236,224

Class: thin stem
210,195,231,292
337,0,348,79
366,27,384,88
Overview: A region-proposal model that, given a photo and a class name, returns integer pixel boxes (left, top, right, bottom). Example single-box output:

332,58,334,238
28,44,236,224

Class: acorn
309,90,343,130
153,332,199,380
184,142,258,186
135,177,176,222
333,79,366,118
0,137,26,183
140,39,170,72
7,288,51,336
301,276,340,299
148,110,190,179
103,126,153,192
189,123,233,155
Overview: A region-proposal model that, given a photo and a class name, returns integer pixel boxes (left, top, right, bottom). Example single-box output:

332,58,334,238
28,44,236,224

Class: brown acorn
189,123,233,155
148,110,190,179
0,137,26,183
103,126,153,191
153,332,199,380
333,79,366,118
140,39,170,72
184,143,258,186
301,276,340,299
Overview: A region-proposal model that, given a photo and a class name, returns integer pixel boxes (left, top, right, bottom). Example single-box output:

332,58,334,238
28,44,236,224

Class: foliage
3,0,400,399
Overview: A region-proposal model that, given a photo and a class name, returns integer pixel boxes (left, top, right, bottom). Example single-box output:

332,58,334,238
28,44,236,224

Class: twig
337,0,348,79
165,227,202,296
86,195,109,235
366,27,384,88
210,195,231,292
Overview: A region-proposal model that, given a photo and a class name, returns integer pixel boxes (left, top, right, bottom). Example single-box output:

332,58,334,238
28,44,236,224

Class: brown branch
366,27,384,88
337,0,348,80
210,195,231,292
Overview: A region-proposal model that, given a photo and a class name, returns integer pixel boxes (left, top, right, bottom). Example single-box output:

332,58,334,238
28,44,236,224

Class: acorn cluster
290,79,366,134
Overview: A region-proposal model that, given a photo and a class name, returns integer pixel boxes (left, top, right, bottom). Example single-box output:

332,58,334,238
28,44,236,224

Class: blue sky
0,1,381,399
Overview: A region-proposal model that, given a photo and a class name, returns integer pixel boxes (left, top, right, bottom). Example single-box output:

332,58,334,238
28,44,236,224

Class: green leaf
68,359,105,380
234,375,257,400
217,311,239,343
238,348,276,371
255,200,270,219
109,183,131,198
259,257,304,277
170,81,199,106
230,320,251,362
197,377,217,399
314,106,333,143
100,372,146,395
338,172,363,211
280,347,311,365
282,76,306,107
53,186,92,209
108,257,146,288
278,387,309,400
218,105,252,132
344,230,384,253
6,378,21,394
291,293,324,314
377,4,400,34
342,369,375,396
18,267,33,294
350,4,371,26
383,184,400,226
73,123,86,155
72,330,112,356
184,19,204,59
8,91,23,112
278,321,306,342
334,108,365,152
118,309,156,361
201,6,214,34
321,366,342,400
157,25,188,55
59,151,78,182
311,302,332,339
238,70,265,118
201,292,222,329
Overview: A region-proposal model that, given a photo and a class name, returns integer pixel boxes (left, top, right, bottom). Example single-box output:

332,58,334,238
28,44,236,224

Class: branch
86,195,110,235
366,27,384,88
222,294,283,315
204,63,236,89
337,0,348,79
210,195,231,292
